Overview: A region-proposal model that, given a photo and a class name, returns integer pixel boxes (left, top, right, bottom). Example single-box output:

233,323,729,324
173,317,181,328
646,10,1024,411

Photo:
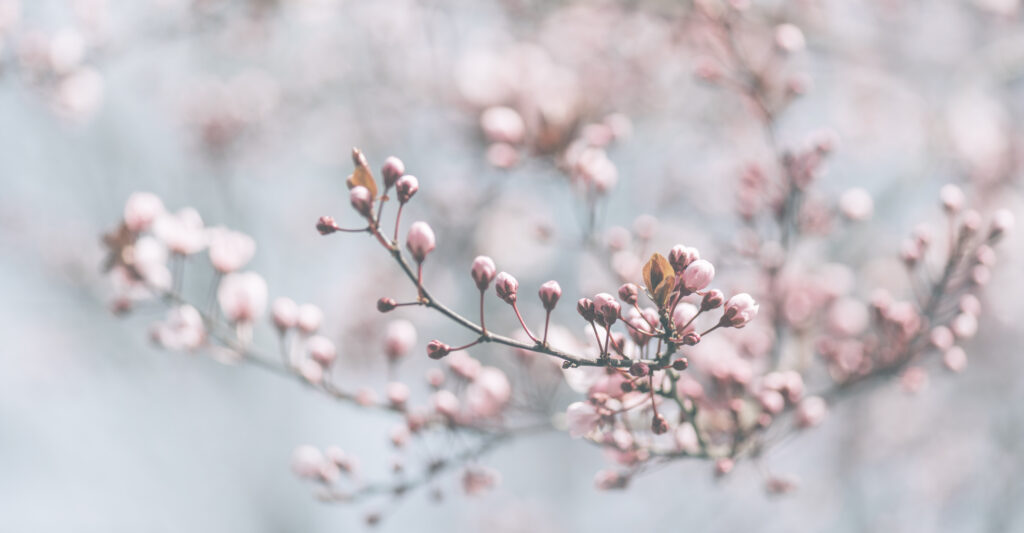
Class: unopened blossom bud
669,245,699,271
539,280,561,311
577,298,596,321
618,283,639,306
349,186,373,218
272,297,299,331
990,209,1015,240
594,469,629,490
839,188,873,221
651,413,669,435
427,340,450,360
470,256,497,291
381,156,405,189
672,302,699,334
495,272,518,304
795,396,827,428
208,228,255,273
299,358,323,384
124,192,165,232
291,445,325,479
316,215,340,235
593,293,620,326
217,272,268,323
701,289,724,311
943,346,967,373
940,184,965,214
377,297,397,313
681,259,715,292
297,304,323,333
629,361,649,377
307,335,337,367
387,382,410,407
682,332,701,346
722,293,759,328
672,358,689,370
426,368,445,388
432,390,460,418
961,210,982,235
929,326,954,351
385,320,417,360
396,175,419,204
774,23,805,53
406,221,435,263
715,458,734,476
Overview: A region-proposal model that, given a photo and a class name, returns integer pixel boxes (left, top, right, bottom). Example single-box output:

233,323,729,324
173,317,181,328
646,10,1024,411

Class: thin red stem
512,302,540,343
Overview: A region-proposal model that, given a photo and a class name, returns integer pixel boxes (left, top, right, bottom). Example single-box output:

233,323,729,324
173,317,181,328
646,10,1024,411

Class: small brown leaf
642,253,676,308
346,147,378,198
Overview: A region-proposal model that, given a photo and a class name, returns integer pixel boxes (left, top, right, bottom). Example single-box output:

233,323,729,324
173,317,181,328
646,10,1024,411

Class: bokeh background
2,0,1024,531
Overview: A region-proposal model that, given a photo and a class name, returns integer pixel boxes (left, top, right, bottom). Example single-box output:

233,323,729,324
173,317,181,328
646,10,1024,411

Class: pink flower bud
759,390,785,414
538,280,562,311
839,188,873,221
943,346,967,373
715,458,734,476
381,156,405,189
299,358,323,384
929,326,954,350
124,192,165,232
377,297,397,312
566,401,601,438
629,361,649,377
681,259,715,292
406,221,435,263
396,175,419,204
651,413,669,434
390,424,410,447
795,396,827,428
217,272,268,323
618,283,639,305
774,23,805,53
990,209,1014,239
307,335,337,367
722,293,759,328
271,297,299,331
480,106,526,144
426,368,445,388
349,186,374,218
594,469,628,490
495,272,518,304
701,289,724,311
208,227,256,273
470,256,497,291
291,445,325,479
940,184,964,214
672,357,689,370
387,381,410,407
432,390,460,418
577,298,595,321
427,340,450,359
316,215,340,235
593,293,620,326
297,304,323,333
672,302,699,334
385,320,417,360
669,245,700,271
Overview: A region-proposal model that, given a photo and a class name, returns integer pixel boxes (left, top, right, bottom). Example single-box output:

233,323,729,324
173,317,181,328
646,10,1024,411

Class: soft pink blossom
566,401,600,438
406,221,435,262
124,192,165,232
384,320,417,360
207,227,255,273
153,208,207,255
217,272,268,323
681,259,715,292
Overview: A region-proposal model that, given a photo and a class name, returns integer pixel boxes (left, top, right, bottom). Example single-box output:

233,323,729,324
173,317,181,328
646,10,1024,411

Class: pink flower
681,259,715,292
839,188,873,221
207,227,255,273
306,335,336,367
566,401,601,438
951,313,978,338
446,351,481,379
299,358,323,384
123,192,165,232
929,326,955,350
151,305,205,351
940,184,964,214
153,208,207,255
432,390,460,418
297,304,323,333
271,297,298,331
291,445,325,479
480,106,525,144
943,346,968,373
466,367,511,418
426,340,451,360
618,283,639,306
795,396,827,428
384,320,417,360
217,272,268,323
722,293,759,328
594,469,628,490
387,382,410,407
406,221,435,262
495,272,518,304
668,245,699,270
470,256,497,290
539,280,562,311
462,466,501,496
991,208,1014,238
671,302,699,334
